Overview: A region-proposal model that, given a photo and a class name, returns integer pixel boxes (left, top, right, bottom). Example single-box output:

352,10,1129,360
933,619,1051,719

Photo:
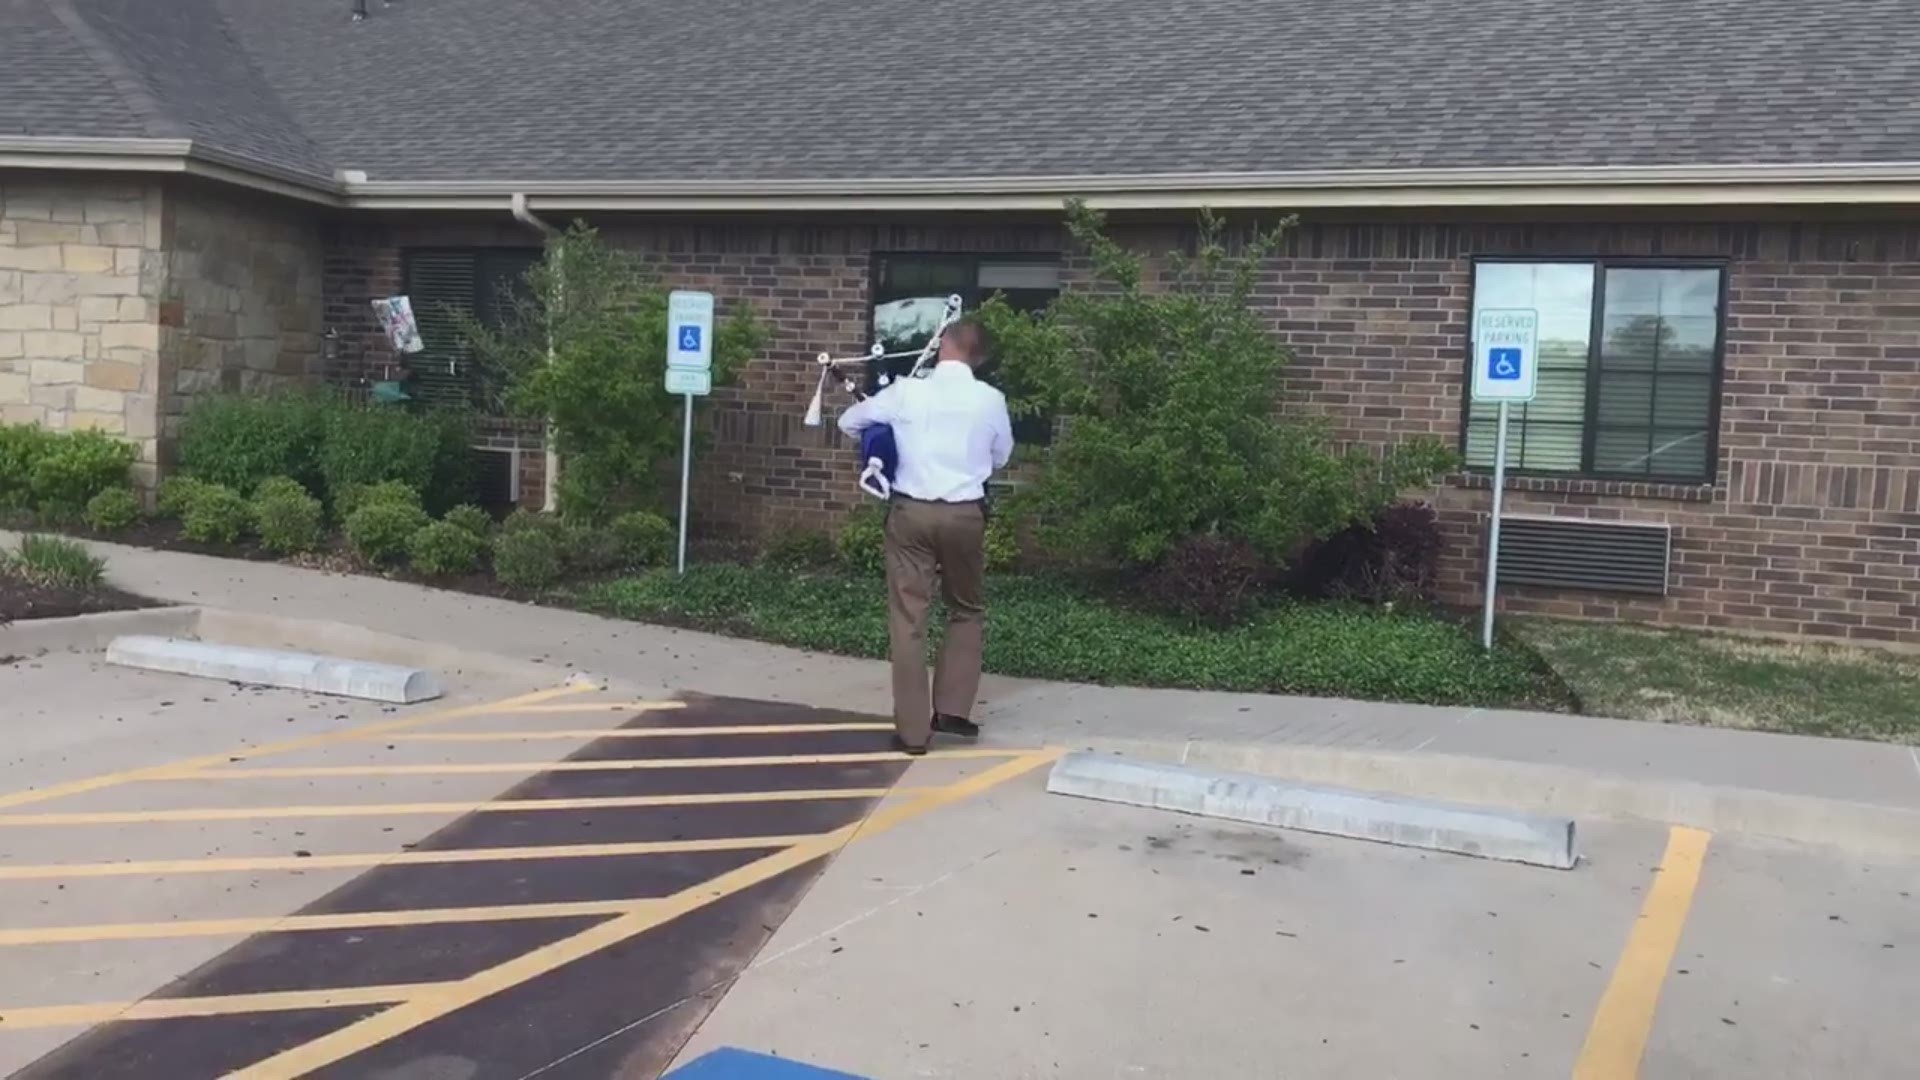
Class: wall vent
1496,515,1671,596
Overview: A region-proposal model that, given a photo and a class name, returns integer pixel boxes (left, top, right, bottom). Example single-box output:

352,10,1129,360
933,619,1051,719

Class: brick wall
0,175,166,486
318,212,1920,646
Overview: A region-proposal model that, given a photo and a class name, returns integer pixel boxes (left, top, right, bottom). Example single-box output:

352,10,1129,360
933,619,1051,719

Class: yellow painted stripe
0,682,600,812
0,834,811,880
1573,826,1713,1080
160,747,1019,781
375,722,894,741
0,787,897,828
0,897,665,947
229,748,1066,1079
482,701,688,715
0,983,443,1030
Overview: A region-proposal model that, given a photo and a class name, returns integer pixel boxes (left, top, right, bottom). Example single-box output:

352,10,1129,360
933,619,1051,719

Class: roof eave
0,136,343,206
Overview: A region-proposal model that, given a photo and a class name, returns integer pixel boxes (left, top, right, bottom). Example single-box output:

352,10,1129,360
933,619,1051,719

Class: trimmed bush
408,520,487,578
84,487,141,533
180,484,251,545
320,405,473,515
493,527,562,590
1293,502,1445,607
610,511,672,568
155,475,211,520
984,513,1020,573
559,523,622,574
345,500,430,565
835,505,886,576
760,529,836,571
8,533,105,589
29,429,136,518
0,424,56,510
501,507,562,537
334,479,422,522
442,504,494,540
251,485,326,555
1138,533,1272,627
176,392,328,495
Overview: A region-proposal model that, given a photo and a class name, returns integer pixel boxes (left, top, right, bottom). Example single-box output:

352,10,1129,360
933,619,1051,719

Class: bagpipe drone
802,293,965,500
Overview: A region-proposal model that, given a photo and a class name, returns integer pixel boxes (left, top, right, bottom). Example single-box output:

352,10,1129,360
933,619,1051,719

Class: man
838,318,1014,755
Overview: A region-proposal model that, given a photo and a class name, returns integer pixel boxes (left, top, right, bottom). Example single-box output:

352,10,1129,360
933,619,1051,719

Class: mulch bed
0,576,160,623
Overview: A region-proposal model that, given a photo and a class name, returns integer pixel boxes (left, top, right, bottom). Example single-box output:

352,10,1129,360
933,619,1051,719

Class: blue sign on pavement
665,1049,869,1079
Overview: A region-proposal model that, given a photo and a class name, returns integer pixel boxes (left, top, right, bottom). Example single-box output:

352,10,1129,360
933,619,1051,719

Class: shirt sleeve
837,383,902,437
988,392,1015,469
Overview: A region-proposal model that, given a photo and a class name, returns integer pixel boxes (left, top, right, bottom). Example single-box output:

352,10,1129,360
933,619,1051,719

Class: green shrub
29,429,136,517
760,529,836,570
559,522,622,573
408,520,486,577
334,479,422,522
493,527,562,590
84,487,141,533
984,513,1020,573
155,475,211,520
344,500,430,565
501,507,562,536
319,405,473,515
180,484,251,545
835,504,886,575
7,533,106,589
442,504,494,540
0,424,56,510
177,392,328,495
251,486,326,555
610,511,673,568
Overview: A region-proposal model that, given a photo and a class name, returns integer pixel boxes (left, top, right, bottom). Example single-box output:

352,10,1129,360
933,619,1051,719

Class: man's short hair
943,317,991,364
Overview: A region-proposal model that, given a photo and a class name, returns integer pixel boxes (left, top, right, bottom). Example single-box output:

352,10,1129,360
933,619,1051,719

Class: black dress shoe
890,735,928,757
931,713,981,740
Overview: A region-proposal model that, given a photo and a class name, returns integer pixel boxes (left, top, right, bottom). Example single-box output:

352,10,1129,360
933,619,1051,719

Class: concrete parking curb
0,606,198,657
1044,735,1920,861
1047,751,1579,869
106,635,444,703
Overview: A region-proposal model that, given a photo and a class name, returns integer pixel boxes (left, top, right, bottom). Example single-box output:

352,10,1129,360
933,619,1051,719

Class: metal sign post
1471,308,1539,650
667,291,715,576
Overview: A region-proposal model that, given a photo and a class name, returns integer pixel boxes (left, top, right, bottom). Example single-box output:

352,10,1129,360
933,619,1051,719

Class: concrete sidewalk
20,534,1920,853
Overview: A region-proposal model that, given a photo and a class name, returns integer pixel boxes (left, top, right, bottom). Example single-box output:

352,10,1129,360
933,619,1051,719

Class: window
870,253,1061,442
402,248,541,409
1464,260,1724,483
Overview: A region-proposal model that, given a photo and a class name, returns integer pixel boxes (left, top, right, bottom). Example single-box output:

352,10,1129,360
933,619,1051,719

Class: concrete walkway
22,535,1920,853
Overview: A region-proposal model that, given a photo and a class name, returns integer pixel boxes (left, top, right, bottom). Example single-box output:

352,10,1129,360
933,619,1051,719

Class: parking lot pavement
674,769,1920,1080
0,661,1057,1079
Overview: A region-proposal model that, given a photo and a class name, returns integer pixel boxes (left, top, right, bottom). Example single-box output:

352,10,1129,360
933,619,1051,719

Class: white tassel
803,366,827,427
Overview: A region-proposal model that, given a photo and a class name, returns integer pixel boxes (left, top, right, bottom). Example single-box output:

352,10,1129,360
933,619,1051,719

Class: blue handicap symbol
664,1048,869,1079
678,325,703,353
1488,347,1521,380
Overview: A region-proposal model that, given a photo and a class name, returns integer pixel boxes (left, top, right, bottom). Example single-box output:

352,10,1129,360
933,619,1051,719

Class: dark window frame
1459,256,1730,485
399,246,542,412
866,251,1063,444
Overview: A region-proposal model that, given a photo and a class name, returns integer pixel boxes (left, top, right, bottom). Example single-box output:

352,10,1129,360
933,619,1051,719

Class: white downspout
509,193,562,513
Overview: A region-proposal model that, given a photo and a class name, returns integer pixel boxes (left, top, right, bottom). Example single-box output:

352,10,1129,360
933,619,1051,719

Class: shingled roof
4,0,1919,200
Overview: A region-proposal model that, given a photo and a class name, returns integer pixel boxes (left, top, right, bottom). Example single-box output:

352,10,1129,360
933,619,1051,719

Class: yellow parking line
0,682,600,812
1573,825,1713,1080
0,982,444,1030
478,701,689,715
0,787,900,828
0,897,668,947
158,747,1020,781
229,748,1066,1079
374,722,894,741
0,834,813,880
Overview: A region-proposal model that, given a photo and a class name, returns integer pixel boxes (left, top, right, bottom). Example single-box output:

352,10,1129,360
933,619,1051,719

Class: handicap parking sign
678,325,703,353
1488,347,1521,380
1472,308,1538,402
668,290,715,371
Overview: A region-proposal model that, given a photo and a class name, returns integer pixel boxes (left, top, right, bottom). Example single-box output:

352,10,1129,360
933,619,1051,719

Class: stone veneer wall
0,175,166,486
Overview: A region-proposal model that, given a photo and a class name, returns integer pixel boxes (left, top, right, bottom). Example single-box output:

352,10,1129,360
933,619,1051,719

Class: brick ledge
1447,472,1718,503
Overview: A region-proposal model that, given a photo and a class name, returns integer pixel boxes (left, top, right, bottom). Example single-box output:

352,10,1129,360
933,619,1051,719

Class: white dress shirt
837,361,1015,502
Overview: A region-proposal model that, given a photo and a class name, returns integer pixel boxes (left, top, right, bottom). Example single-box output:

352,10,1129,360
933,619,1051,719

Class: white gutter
507,193,562,514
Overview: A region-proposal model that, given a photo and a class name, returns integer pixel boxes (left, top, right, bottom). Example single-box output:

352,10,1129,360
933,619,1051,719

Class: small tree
979,200,1456,571
464,224,764,521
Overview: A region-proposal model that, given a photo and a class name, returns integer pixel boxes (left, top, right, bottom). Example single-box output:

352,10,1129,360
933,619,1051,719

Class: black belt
890,493,985,506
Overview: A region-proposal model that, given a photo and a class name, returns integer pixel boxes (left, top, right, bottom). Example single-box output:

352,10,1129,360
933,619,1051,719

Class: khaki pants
884,498,987,745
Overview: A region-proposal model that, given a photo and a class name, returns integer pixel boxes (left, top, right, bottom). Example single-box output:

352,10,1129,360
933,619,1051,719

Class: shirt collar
930,360,975,379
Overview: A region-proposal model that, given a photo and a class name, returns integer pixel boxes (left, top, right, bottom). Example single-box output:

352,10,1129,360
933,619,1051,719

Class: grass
568,566,1571,710
5,533,106,590
1512,618,1920,744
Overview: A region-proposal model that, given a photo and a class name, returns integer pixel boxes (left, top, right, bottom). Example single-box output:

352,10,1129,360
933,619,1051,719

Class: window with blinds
401,248,541,410
1464,260,1725,483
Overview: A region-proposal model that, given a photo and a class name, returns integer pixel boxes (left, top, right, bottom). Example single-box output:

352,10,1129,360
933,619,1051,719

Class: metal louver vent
1497,515,1671,596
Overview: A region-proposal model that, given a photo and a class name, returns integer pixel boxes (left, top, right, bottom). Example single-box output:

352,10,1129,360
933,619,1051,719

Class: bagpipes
803,293,965,500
